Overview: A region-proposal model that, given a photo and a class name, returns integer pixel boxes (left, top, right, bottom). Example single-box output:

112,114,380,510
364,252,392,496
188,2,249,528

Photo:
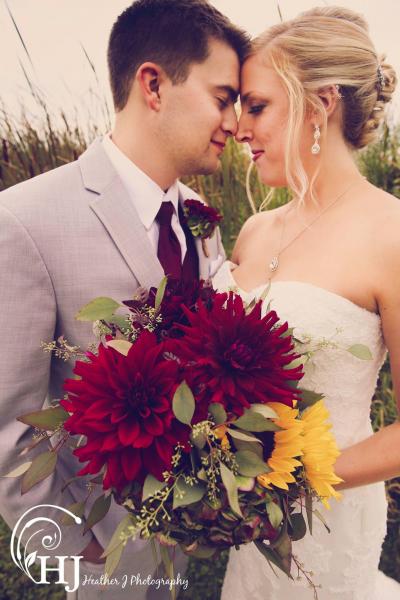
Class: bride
213,6,400,599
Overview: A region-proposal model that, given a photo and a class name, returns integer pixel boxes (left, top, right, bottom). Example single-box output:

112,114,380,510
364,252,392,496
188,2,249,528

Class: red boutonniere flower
183,199,222,258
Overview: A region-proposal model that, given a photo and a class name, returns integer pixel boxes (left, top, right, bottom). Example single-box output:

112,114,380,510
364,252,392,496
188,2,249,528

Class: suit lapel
79,139,164,290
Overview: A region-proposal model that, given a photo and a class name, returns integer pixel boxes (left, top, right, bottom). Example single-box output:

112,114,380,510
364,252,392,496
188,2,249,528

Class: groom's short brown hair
108,0,249,111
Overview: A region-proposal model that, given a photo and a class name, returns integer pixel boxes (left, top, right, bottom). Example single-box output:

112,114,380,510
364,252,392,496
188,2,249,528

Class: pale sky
1,0,399,126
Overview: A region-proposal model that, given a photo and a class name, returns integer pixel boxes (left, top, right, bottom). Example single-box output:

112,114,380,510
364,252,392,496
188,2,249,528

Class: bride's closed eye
248,104,267,115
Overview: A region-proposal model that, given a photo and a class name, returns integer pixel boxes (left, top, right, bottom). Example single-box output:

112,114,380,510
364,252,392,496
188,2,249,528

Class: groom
0,0,249,597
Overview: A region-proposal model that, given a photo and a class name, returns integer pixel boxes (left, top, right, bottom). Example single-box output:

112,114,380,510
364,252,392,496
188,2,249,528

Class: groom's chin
193,160,222,177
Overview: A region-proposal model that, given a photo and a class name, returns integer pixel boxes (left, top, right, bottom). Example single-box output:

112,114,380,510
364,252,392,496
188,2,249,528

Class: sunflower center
223,341,254,370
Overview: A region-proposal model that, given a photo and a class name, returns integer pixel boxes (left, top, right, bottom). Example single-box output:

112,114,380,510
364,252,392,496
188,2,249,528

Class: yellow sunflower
257,402,304,491
301,400,343,508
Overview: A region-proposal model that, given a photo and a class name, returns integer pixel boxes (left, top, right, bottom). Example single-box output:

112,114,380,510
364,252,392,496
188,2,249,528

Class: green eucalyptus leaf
83,493,112,534
284,356,306,370
235,475,255,491
21,451,58,494
250,404,279,419
254,541,291,577
61,474,87,493
17,406,69,431
236,450,270,477
314,509,331,533
274,530,292,560
227,428,262,443
160,545,174,586
290,512,307,541
62,501,86,525
3,461,32,478
191,431,207,450
299,389,324,408
244,297,257,315
172,381,195,425
266,501,283,529
220,462,243,518
305,491,313,535
197,468,208,482
232,438,264,459
107,340,132,356
259,281,271,302
347,344,373,360
102,514,136,558
142,474,167,502
234,411,280,432
269,529,293,579
108,314,130,329
209,403,227,425
105,543,124,579
76,297,121,322
173,479,206,509
155,276,168,312
281,327,294,339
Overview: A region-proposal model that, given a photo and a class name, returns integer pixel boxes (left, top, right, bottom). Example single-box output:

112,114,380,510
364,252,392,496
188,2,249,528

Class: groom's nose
235,115,253,143
221,104,238,137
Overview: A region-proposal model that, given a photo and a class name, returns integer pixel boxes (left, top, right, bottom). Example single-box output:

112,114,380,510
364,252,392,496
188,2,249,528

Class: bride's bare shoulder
365,185,400,232
361,184,400,277
231,207,284,263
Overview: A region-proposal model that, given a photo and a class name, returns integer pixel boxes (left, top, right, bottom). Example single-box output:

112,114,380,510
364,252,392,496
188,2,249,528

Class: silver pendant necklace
269,178,365,274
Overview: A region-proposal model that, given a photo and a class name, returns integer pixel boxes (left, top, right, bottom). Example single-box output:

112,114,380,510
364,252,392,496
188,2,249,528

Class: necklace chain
269,178,365,274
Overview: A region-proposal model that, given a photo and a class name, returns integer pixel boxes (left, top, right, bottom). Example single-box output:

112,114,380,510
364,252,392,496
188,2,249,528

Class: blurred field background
0,90,399,598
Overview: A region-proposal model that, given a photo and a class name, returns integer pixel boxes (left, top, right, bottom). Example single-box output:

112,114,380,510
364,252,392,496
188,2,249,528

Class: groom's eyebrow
215,85,239,103
240,92,253,105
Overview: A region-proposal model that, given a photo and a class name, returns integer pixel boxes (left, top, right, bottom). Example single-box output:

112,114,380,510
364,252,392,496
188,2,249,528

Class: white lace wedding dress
213,260,399,600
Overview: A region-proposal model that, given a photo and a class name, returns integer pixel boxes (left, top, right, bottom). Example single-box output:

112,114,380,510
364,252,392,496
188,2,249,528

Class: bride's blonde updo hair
252,6,397,201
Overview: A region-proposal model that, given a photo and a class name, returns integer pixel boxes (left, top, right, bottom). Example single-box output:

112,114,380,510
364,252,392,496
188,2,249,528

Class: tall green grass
0,105,399,597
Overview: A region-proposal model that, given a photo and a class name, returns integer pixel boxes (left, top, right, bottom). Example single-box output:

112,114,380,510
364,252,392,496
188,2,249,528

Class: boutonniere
183,199,222,258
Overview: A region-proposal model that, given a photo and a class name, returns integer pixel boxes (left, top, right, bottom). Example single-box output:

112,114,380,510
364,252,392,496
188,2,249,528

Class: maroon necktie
156,201,182,279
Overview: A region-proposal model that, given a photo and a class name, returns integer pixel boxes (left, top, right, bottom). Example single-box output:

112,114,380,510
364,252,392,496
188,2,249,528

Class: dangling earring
311,124,321,155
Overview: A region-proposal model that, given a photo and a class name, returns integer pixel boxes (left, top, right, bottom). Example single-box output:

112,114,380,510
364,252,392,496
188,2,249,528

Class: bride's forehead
241,55,277,81
240,58,283,97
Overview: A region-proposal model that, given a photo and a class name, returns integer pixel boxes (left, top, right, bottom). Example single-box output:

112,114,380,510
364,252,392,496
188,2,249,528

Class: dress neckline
224,261,380,322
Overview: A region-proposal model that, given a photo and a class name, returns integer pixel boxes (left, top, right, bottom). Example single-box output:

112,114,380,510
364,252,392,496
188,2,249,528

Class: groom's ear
135,62,166,111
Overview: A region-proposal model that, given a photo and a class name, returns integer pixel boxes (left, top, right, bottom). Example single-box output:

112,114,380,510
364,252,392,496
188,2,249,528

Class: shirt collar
102,133,179,230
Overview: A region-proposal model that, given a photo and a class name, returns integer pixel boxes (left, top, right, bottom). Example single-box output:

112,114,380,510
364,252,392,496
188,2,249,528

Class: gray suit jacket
0,138,226,556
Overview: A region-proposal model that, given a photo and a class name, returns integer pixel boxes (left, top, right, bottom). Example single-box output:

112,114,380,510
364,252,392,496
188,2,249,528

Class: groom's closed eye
214,85,239,106
216,96,230,109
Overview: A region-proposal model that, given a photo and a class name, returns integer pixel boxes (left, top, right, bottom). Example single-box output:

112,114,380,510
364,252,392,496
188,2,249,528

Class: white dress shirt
102,133,187,260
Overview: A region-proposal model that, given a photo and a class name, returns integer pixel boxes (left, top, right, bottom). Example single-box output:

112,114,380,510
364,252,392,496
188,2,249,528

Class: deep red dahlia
172,292,303,419
61,331,189,493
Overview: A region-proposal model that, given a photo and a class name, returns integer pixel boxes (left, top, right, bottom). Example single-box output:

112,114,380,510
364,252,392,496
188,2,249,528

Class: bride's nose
235,114,253,143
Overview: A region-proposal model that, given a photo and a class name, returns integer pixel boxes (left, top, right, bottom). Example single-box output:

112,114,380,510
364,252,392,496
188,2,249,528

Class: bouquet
14,277,344,598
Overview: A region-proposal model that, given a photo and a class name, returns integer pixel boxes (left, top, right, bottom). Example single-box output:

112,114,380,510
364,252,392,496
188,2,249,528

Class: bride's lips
252,150,264,161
